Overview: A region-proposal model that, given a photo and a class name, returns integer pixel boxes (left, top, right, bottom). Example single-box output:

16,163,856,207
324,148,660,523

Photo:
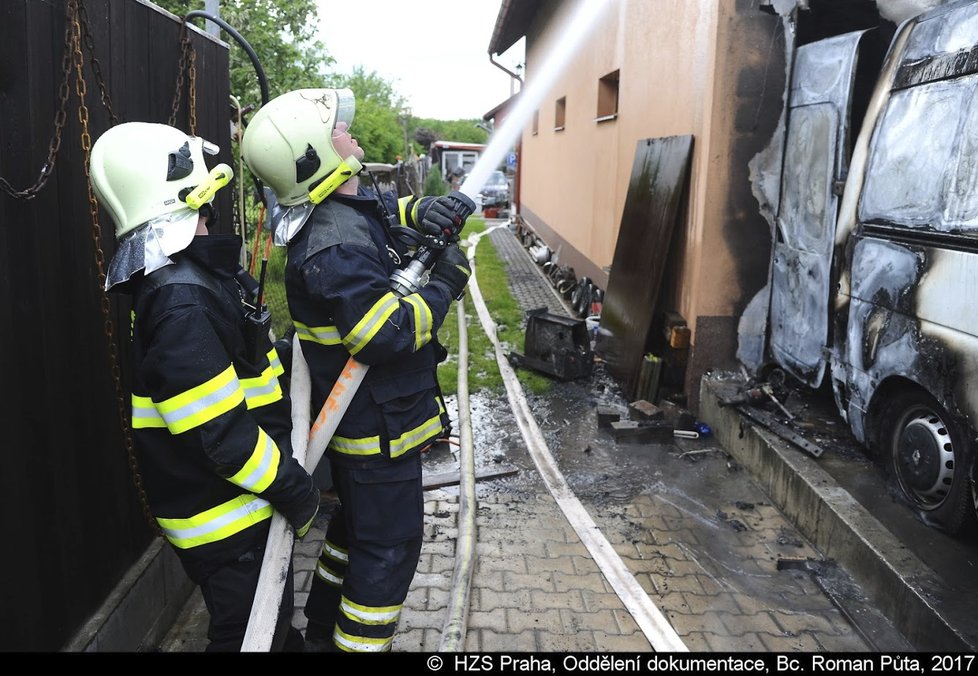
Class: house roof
483,92,520,121
432,140,486,151
488,0,542,55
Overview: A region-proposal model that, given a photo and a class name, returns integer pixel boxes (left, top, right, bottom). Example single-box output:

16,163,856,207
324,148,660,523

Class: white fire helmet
241,88,357,206
91,122,216,239
90,122,226,290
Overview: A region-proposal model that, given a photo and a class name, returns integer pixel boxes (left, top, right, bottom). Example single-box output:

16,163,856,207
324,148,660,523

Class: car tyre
880,388,975,536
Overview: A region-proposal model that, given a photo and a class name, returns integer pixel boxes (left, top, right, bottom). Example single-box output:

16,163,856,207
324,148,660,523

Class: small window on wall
597,70,619,122
555,97,566,131
532,110,539,136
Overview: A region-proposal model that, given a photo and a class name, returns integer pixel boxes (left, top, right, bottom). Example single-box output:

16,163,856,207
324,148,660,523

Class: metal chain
0,1,74,200
77,0,118,126
188,45,198,135
69,0,159,535
168,23,197,132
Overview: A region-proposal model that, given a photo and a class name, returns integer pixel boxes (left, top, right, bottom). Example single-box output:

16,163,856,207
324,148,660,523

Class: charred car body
745,0,978,535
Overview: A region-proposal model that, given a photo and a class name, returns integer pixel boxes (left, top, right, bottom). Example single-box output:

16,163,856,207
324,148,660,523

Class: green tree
413,118,489,151
153,0,334,108
329,66,407,165
423,166,447,197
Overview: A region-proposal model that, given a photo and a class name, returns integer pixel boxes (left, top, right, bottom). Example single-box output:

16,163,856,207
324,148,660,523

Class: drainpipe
489,53,523,87
488,54,523,215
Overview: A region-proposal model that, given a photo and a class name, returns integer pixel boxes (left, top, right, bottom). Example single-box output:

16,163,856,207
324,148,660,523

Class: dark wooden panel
595,135,693,399
0,0,231,650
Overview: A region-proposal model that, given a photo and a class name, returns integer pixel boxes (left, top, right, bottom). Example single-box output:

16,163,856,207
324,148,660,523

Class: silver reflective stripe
229,428,279,493
131,395,166,428
316,562,343,586
267,348,284,376
344,293,399,355
240,365,283,408
333,628,392,652
389,413,442,458
157,368,243,433
295,321,342,345
158,496,271,548
322,539,349,563
329,434,381,456
340,597,401,625
402,293,432,351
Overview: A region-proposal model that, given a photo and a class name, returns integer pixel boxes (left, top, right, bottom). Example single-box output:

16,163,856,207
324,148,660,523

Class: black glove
429,243,471,300
418,191,476,242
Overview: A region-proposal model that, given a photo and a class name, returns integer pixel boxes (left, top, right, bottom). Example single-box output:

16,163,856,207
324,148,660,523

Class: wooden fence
0,0,231,650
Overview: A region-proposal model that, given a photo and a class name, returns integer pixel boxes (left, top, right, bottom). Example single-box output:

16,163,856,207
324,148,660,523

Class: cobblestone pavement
160,222,893,653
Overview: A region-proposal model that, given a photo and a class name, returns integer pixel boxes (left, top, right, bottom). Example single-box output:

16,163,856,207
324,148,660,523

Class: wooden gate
0,0,231,651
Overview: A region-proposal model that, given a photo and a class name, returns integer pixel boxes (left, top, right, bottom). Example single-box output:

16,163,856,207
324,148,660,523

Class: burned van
760,1,978,535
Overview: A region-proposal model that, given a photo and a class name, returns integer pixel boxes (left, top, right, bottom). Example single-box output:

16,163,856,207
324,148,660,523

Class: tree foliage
151,2,489,173
329,67,408,165
412,118,489,154
153,0,333,109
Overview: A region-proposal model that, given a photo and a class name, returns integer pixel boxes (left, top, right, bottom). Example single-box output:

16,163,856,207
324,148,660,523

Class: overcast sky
315,0,524,121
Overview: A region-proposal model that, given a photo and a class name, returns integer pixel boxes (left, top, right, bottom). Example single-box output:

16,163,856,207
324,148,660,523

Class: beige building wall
516,0,782,403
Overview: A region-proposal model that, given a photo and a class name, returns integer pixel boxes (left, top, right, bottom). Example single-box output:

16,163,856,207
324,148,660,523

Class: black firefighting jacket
128,234,318,583
284,188,457,469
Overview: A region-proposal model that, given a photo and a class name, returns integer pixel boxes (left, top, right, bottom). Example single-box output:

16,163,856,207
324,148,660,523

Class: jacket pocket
368,369,443,459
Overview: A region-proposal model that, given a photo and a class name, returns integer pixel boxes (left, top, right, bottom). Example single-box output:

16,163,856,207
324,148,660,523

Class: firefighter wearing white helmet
92,121,320,652
241,89,476,652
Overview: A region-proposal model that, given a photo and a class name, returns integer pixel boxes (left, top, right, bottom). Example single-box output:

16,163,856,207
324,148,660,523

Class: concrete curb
699,375,975,651
64,539,194,652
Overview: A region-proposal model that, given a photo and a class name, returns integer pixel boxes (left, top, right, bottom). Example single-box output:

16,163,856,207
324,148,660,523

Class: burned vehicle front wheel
882,389,975,536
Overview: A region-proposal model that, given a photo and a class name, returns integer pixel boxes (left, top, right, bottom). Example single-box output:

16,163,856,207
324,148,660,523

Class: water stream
458,0,614,201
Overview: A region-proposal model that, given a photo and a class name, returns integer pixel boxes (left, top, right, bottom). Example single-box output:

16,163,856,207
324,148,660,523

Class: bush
424,166,448,197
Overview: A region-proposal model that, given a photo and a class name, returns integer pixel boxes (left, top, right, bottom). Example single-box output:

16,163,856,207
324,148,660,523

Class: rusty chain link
168,22,198,134
0,1,74,200
66,0,160,534
3,0,213,533
77,0,118,126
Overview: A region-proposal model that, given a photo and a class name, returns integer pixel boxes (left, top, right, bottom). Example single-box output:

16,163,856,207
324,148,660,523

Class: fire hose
240,189,476,651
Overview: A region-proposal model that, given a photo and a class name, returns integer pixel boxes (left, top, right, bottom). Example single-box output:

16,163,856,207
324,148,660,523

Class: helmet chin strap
308,156,363,204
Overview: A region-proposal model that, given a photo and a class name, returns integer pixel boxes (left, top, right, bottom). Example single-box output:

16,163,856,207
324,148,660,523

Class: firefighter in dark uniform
241,89,475,652
91,122,320,652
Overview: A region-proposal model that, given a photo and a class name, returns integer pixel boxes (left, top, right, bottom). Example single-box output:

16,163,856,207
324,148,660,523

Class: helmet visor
334,88,356,131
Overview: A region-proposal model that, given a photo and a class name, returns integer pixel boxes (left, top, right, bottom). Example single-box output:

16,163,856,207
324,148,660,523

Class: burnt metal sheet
768,31,868,388
896,0,978,89
594,135,693,398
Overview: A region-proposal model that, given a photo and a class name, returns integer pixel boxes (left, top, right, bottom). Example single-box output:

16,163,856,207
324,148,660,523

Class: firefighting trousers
304,454,424,652
198,543,304,652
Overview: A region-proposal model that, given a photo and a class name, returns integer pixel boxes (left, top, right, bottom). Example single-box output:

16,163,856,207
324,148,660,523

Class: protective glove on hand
429,243,471,300
418,191,476,242
295,503,319,539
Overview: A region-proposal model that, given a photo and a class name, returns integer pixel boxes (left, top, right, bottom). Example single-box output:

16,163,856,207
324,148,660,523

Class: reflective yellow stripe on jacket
227,427,281,493
157,494,273,549
240,362,284,409
266,347,285,376
344,292,399,356
132,365,244,434
131,359,284,431
294,320,342,346
329,398,444,458
401,293,433,351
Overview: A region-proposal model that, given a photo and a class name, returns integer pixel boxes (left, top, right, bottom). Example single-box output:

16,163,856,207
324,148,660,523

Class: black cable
181,11,268,208
181,10,269,105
